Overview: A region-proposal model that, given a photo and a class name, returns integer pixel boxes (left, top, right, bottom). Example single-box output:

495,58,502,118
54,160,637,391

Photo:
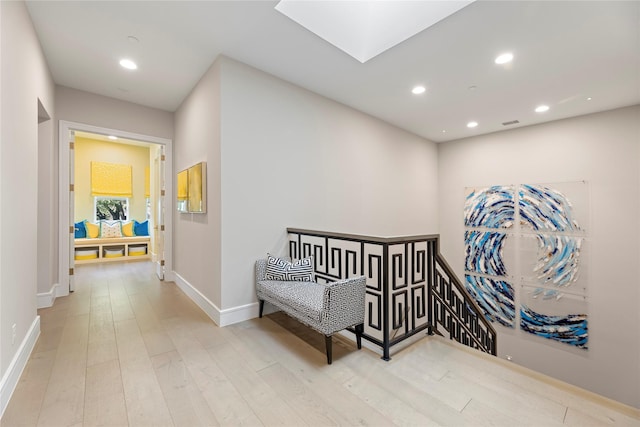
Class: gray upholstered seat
255,258,366,364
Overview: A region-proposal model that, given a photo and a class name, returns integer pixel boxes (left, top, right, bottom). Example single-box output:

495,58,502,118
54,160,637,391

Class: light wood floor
2,261,639,427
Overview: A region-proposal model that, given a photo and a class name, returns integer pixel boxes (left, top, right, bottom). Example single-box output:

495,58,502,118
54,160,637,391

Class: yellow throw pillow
85,222,100,238
121,221,134,237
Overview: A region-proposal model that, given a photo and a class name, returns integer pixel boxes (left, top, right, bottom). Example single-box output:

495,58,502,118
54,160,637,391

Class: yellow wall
74,137,150,222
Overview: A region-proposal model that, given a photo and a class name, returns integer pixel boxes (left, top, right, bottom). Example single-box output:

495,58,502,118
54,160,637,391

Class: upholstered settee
255,256,366,364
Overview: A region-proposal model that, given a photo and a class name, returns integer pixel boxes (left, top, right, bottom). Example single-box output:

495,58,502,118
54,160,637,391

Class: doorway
58,121,173,297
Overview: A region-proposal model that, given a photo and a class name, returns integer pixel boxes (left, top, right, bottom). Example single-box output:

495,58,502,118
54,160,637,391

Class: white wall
174,59,223,309
173,56,439,321
37,116,56,296
0,0,55,409
218,57,439,310
55,86,173,140
438,105,640,408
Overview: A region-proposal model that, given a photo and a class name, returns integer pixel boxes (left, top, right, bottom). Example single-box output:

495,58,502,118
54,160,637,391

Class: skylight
275,0,476,63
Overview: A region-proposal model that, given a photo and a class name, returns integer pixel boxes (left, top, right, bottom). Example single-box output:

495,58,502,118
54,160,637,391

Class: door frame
58,120,173,296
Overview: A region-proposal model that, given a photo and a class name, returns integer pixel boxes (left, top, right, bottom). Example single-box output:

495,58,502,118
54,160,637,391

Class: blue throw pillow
74,220,86,238
133,220,149,236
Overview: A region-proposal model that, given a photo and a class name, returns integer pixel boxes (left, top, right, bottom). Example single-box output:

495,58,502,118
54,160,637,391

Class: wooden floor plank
461,398,531,427
258,362,350,426
108,279,135,323
114,318,174,426
86,294,118,367
151,350,219,427
127,293,176,357
238,318,403,426
0,349,56,426
162,316,262,426
3,261,638,427
36,314,90,427
207,343,306,426
83,359,128,426
425,339,632,424
384,351,472,412
404,340,568,423
340,348,471,426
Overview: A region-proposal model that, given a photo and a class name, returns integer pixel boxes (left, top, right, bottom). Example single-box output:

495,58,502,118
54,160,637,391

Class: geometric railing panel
288,228,497,359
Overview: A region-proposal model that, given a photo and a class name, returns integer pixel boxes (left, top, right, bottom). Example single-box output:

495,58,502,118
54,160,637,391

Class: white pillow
100,221,122,238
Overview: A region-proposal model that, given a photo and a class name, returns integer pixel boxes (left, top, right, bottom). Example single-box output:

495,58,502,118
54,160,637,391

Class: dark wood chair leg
259,300,265,318
355,323,364,349
325,335,333,364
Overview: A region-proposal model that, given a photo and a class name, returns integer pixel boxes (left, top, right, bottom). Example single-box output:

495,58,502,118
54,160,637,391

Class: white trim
173,272,220,325
163,270,176,283
172,271,259,327
219,302,260,327
58,120,173,296
0,316,40,418
37,283,59,309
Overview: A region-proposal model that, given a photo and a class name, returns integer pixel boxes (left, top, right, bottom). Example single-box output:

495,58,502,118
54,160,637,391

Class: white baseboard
172,272,258,327
163,270,176,283
0,316,40,418
37,283,59,309
219,302,260,326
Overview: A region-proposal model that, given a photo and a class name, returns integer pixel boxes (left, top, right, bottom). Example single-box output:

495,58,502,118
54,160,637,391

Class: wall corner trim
172,272,259,327
37,283,60,309
219,302,260,327
0,316,41,418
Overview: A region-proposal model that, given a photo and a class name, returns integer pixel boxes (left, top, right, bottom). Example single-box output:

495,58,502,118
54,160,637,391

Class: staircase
287,228,496,360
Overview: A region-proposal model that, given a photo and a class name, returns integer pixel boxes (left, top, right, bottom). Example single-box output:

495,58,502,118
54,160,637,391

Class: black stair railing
287,228,497,360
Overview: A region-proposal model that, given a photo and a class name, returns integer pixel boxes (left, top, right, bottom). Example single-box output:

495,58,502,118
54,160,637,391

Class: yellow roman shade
144,167,150,198
91,161,132,197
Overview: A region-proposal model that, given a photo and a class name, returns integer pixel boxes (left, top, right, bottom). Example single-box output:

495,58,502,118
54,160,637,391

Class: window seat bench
74,236,151,264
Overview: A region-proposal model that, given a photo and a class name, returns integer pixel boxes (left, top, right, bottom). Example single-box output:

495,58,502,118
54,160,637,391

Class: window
95,197,129,221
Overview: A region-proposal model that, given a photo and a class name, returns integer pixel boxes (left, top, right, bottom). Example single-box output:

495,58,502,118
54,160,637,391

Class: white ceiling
26,1,640,142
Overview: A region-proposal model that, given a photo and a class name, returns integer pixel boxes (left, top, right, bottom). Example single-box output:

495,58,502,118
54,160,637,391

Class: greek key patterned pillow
265,254,314,282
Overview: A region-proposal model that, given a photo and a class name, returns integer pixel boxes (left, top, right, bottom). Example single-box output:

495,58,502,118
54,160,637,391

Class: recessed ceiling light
467,121,478,128
494,52,513,65
412,85,426,95
442,130,447,133
587,97,592,101
535,105,550,113
119,59,137,70
108,135,118,140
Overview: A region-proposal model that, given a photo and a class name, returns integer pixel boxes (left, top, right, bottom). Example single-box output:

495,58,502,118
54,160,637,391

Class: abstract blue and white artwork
464,275,515,328
520,304,588,349
464,186,514,229
528,234,584,287
519,184,582,232
464,182,589,350
464,231,509,276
